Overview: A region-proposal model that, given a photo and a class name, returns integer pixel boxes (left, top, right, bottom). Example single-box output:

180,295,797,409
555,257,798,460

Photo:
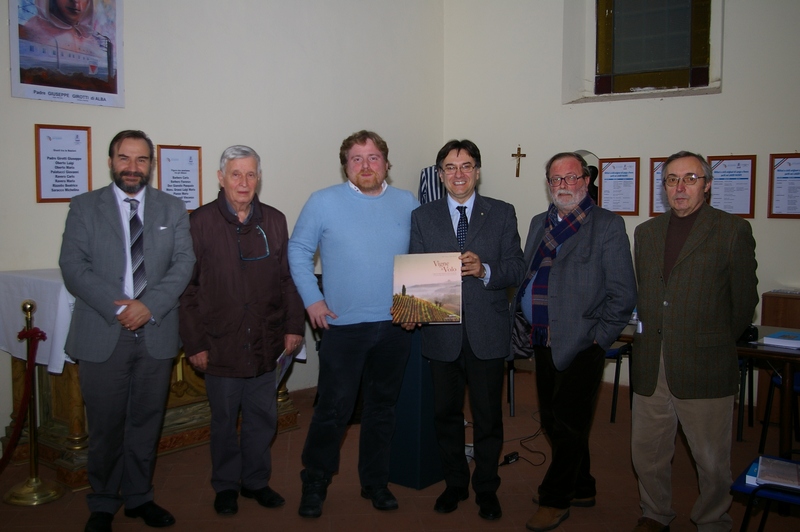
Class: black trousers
301,321,412,488
534,343,605,509
429,328,505,495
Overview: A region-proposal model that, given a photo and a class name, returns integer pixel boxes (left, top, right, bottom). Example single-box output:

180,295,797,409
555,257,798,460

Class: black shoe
85,512,114,532
123,501,175,528
434,486,469,513
476,492,502,520
360,486,399,511
298,479,329,518
213,490,239,515
241,485,285,508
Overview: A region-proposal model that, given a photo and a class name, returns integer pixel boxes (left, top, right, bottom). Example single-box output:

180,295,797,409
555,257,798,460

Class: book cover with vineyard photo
391,252,461,324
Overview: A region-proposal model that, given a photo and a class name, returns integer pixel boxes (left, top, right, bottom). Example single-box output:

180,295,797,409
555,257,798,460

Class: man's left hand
284,333,304,354
114,299,152,330
459,251,484,278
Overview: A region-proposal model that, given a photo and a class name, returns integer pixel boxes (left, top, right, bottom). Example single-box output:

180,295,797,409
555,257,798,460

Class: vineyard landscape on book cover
391,252,462,324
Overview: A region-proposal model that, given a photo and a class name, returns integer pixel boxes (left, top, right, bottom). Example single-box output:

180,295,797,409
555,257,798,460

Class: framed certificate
598,157,639,215
649,157,668,216
35,124,92,202
708,155,756,218
768,154,800,218
157,145,202,211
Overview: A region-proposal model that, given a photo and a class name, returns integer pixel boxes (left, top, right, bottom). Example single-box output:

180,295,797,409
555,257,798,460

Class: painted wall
1,1,798,430
0,0,444,433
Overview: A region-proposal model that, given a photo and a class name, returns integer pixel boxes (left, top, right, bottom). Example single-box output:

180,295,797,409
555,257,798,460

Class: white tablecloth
0,268,74,374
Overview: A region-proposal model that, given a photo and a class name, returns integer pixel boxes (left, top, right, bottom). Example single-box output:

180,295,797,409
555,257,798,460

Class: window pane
613,0,691,75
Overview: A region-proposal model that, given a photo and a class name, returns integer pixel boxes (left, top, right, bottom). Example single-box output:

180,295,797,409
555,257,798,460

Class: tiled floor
1,367,798,531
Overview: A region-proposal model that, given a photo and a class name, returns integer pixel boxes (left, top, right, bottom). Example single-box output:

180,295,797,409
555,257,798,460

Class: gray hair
219,145,261,175
662,151,714,186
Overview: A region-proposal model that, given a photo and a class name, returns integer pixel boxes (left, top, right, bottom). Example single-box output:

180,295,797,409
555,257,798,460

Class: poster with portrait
9,0,124,107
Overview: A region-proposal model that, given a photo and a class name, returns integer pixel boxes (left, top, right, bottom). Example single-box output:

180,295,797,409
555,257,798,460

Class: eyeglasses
547,174,583,186
663,173,706,187
442,163,476,175
237,225,270,261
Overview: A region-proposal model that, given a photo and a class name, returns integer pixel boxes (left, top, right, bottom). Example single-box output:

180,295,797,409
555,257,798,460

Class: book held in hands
391,252,461,324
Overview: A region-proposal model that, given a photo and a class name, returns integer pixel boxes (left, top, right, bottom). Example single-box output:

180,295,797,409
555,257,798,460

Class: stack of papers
762,331,800,349
756,456,800,489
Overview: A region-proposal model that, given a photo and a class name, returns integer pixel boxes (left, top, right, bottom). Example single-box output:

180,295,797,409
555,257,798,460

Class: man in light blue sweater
288,130,419,518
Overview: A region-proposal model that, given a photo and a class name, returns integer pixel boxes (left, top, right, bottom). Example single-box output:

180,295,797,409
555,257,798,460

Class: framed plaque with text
598,157,639,215
157,145,202,211
708,155,755,218
768,153,800,219
649,157,668,216
35,124,92,203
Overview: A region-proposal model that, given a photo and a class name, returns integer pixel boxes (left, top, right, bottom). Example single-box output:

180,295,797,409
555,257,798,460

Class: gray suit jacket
410,194,525,361
514,205,636,370
59,183,195,362
632,203,758,398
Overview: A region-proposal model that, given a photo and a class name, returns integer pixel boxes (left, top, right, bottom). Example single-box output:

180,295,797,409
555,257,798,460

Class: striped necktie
125,198,146,298
456,205,468,251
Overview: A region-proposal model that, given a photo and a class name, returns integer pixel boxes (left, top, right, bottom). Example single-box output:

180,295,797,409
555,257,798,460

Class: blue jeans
301,321,412,488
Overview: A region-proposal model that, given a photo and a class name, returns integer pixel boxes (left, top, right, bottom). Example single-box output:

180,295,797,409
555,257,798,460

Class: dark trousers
429,328,504,495
534,343,605,509
301,321,412,488
205,370,277,493
79,329,173,513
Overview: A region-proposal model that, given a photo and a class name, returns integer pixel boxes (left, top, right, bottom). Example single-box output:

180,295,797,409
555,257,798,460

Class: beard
113,169,150,194
551,186,588,214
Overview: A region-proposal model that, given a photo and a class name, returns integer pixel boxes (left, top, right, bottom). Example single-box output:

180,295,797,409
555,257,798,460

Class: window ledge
565,83,721,104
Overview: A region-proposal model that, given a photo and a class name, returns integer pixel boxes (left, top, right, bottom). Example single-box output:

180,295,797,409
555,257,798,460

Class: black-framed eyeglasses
237,225,270,261
663,173,706,187
547,174,584,186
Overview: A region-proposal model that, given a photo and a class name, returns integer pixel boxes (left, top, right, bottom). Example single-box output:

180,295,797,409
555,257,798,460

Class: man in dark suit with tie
59,130,195,532
630,151,758,532
407,139,525,521
513,152,636,532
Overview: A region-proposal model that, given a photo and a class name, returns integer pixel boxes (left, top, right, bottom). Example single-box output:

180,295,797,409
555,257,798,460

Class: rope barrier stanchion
3,299,64,506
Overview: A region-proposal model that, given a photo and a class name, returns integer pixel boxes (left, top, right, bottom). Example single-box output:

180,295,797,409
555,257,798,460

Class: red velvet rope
0,327,46,476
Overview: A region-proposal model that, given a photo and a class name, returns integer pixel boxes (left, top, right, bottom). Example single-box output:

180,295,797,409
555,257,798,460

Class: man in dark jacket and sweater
179,145,305,516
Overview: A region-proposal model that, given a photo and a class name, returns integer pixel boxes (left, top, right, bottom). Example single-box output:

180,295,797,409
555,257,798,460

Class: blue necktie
456,205,468,251
125,198,146,298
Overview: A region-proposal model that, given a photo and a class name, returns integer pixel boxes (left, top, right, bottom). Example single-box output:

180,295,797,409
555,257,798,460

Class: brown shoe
632,517,670,532
526,506,570,532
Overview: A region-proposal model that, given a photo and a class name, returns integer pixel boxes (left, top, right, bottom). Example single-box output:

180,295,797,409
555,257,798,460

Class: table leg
778,361,793,459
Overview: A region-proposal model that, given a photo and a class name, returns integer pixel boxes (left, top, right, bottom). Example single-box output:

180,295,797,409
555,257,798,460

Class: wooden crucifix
511,145,526,177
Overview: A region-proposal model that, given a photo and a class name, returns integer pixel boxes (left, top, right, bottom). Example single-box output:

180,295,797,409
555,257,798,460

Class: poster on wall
649,157,668,216
35,124,92,202
157,145,202,211
9,0,124,107
768,153,800,219
708,155,755,218
598,157,640,215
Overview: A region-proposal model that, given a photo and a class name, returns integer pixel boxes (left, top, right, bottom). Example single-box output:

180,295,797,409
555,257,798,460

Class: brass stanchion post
3,300,64,505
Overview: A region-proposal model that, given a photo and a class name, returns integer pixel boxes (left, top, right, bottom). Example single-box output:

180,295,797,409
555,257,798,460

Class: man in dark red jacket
179,145,305,516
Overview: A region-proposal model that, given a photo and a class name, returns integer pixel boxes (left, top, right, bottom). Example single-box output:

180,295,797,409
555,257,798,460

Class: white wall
0,0,444,433
441,0,800,384
1,1,798,428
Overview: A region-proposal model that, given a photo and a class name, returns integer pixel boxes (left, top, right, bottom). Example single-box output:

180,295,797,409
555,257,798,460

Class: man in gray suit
408,139,525,521
630,151,758,532
60,130,195,532
513,152,636,532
